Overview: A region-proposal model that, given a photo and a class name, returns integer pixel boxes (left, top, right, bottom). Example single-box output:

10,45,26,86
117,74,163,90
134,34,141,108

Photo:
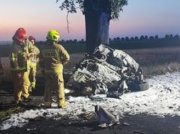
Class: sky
0,71,180,130
0,0,180,41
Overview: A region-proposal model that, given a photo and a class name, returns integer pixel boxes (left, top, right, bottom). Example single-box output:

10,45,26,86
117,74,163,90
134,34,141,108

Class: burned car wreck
67,44,149,97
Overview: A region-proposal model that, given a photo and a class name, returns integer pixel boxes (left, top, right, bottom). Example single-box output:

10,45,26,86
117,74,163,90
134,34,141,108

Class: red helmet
13,28,27,42
28,35,35,41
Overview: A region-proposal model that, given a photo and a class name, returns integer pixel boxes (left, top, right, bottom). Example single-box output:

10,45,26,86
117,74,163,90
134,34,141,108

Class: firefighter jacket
40,41,70,74
10,39,34,72
29,44,40,67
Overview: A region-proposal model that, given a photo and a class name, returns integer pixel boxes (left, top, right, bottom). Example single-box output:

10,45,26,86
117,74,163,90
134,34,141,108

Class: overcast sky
0,0,180,41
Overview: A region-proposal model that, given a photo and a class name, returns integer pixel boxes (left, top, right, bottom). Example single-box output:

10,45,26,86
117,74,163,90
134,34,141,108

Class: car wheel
129,81,149,92
138,81,149,91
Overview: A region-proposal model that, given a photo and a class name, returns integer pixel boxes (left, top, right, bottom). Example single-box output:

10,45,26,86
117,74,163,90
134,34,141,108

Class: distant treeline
0,34,180,57
58,34,180,44
40,34,180,53
110,37,180,50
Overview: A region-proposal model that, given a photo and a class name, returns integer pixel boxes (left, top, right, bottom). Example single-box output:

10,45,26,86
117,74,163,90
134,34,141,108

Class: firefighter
28,35,40,92
39,30,70,108
10,28,34,104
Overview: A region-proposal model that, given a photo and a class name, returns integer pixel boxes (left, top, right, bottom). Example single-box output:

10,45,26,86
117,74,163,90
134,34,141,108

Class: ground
1,72,180,134
0,112,180,134
0,95,180,134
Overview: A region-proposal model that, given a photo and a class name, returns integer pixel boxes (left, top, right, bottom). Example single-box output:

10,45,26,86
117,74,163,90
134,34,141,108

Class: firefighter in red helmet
12,28,27,42
10,28,34,104
28,35,40,92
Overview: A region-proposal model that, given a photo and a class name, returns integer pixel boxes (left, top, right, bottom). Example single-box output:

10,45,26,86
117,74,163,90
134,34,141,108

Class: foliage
56,0,128,19
110,0,128,19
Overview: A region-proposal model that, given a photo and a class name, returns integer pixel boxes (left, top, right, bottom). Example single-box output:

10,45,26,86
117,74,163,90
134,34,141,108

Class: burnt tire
138,81,149,91
129,81,149,92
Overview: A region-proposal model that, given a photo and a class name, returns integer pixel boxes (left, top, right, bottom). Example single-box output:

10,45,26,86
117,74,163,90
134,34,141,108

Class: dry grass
65,53,85,69
123,46,180,77
1,57,11,81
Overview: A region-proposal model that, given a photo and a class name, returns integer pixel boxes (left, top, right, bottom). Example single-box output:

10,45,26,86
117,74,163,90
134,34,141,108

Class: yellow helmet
46,30,60,42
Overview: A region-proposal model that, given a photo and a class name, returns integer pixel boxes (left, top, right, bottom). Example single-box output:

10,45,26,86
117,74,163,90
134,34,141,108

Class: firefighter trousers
12,71,30,103
22,70,30,98
29,64,37,88
44,72,65,108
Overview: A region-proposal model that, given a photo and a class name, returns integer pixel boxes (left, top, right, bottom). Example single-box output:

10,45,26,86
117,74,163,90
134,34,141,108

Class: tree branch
66,12,70,33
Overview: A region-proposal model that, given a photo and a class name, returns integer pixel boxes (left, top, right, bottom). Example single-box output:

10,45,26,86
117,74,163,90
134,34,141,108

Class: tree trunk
84,0,111,54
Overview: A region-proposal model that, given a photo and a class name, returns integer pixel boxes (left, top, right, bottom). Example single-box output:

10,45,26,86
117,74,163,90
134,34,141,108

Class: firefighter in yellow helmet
39,30,70,108
28,35,40,92
10,28,34,104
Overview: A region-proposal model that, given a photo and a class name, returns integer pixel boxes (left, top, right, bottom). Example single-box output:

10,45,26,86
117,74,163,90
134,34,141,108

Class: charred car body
67,44,149,97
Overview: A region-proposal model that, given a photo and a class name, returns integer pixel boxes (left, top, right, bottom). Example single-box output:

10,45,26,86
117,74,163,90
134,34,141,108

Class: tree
149,36,154,40
140,35,145,40
165,34,170,40
169,34,173,39
130,37,134,41
121,37,125,41
125,36,129,41
144,35,148,40
174,34,179,39
134,36,138,40
56,0,128,54
154,35,159,40
116,37,120,41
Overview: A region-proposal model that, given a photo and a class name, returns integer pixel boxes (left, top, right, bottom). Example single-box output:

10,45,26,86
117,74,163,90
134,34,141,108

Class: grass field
1,45,180,81
124,46,180,77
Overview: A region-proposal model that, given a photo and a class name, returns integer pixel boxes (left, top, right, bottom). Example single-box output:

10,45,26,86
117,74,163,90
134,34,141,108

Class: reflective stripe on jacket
29,44,40,67
10,39,34,72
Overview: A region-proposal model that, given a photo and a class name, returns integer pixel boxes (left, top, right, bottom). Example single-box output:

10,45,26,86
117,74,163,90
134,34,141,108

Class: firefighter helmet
46,30,60,42
13,28,27,42
29,35,35,41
